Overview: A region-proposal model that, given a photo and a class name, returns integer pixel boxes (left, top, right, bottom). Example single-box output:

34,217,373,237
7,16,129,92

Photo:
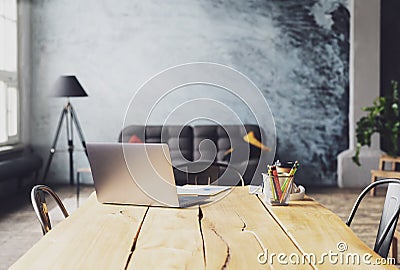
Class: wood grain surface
10,193,148,270
10,188,397,269
262,196,398,269
200,188,311,269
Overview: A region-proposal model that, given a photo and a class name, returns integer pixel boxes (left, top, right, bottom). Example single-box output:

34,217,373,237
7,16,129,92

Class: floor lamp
42,75,88,185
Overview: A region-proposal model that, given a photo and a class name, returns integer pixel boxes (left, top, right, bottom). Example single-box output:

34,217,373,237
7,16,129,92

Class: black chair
346,179,400,258
174,161,244,186
31,185,69,235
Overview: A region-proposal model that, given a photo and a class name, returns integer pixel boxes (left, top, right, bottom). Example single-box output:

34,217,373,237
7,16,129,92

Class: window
0,0,18,145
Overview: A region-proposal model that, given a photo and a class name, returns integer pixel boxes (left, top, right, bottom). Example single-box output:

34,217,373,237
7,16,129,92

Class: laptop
86,142,217,208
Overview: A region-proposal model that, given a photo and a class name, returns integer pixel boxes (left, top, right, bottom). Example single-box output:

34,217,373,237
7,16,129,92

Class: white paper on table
177,185,231,196
248,185,263,194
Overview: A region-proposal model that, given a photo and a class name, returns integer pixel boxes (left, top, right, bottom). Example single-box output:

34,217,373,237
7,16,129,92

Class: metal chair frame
175,161,244,186
346,178,400,258
31,185,69,235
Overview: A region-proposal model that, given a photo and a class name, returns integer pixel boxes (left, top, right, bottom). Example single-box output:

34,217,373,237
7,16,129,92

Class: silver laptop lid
86,142,180,207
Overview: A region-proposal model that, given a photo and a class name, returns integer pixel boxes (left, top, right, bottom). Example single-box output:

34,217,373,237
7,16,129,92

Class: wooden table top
11,187,397,269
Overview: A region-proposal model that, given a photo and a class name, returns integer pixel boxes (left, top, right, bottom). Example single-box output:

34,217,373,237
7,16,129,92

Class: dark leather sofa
118,125,267,185
0,146,43,184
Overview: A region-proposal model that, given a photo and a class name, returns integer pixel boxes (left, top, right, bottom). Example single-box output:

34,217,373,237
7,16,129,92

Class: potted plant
352,80,400,166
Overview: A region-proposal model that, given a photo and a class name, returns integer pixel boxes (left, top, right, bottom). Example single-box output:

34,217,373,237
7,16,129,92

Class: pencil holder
275,160,296,182
262,173,293,206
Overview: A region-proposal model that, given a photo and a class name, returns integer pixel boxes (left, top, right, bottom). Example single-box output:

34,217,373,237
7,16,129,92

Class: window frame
0,0,19,147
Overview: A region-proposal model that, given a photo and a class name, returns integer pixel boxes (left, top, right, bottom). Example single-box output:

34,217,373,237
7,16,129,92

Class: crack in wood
236,212,247,232
123,207,149,270
115,210,141,222
210,228,231,269
198,206,207,267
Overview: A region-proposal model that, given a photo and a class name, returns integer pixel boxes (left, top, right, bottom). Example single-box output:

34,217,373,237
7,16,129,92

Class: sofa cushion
191,124,265,185
144,126,163,143
119,125,145,143
160,126,193,165
119,125,193,165
192,126,218,161
193,125,263,163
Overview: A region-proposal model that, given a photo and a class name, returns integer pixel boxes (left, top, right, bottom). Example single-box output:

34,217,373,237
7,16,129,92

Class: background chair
31,185,69,235
76,167,92,207
346,179,400,258
370,155,400,196
175,161,244,186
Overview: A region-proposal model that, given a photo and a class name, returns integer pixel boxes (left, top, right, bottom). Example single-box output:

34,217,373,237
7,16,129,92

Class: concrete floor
0,184,95,269
0,184,393,269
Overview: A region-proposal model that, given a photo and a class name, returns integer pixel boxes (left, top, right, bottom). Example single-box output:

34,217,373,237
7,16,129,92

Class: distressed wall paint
264,0,350,185
30,0,349,185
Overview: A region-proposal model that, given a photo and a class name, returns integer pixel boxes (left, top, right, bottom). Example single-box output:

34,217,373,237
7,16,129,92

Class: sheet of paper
248,185,263,194
177,185,231,196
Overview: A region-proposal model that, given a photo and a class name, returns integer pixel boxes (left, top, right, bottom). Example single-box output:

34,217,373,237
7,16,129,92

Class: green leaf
353,80,400,166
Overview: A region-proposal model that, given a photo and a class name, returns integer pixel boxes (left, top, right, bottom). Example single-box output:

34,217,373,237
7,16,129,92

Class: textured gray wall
30,0,349,185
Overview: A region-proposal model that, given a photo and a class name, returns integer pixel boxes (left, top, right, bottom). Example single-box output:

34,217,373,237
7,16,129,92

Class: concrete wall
29,0,349,185
337,0,381,187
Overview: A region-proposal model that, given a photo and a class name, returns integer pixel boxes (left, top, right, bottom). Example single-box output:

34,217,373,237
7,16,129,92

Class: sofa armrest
0,145,43,181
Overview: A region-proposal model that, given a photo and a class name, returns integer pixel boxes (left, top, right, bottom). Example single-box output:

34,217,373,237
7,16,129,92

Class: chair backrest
175,161,244,186
346,179,400,258
378,155,400,171
31,185,69,235
374,182,400,256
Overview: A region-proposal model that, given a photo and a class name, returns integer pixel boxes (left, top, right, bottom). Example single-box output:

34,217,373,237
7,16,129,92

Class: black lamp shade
53,75,88,97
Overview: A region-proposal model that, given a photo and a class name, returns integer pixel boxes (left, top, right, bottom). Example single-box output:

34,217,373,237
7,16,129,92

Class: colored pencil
267,165,278,201
280,161,299,203
280,178,292,203
281,161,299,191
271,165,282,200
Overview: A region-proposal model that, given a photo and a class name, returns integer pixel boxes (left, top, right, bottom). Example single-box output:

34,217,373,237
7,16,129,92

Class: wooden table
11,187,397,269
